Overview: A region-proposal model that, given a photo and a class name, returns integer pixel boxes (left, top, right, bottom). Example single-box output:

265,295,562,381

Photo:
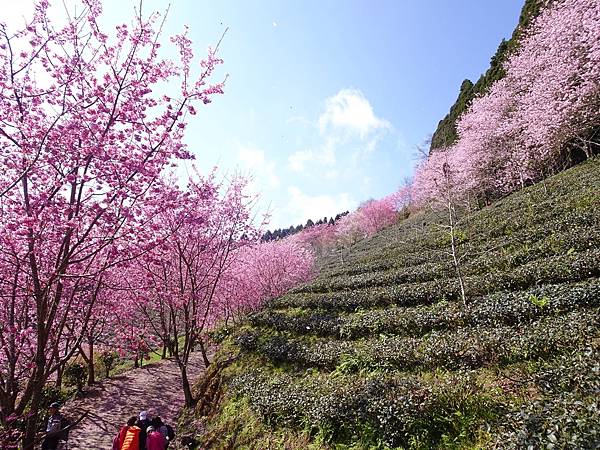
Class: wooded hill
190,157,600,449
429,0,546,151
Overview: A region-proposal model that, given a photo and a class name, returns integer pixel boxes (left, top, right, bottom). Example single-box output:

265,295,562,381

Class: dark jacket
136,419,151,450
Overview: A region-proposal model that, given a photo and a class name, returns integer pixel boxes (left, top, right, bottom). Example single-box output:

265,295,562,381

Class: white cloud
285,115,312,126
318,88,391,139
279,186,355,226
237,144,280,189
287,89,391,174
287,138,336,172
288,149,314,172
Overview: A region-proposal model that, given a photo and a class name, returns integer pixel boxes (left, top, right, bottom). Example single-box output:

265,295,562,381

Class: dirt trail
63,354,203,449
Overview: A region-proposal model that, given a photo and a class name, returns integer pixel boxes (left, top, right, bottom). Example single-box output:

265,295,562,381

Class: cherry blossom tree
293,222,338,259
414,0,600,206
335,190,406,245
216,237,315,323
133,174,256,407
504,0,600,167
413,151,468,304
0,0,225,444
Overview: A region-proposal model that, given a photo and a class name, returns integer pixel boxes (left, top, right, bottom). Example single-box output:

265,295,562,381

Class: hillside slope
193,158,600,449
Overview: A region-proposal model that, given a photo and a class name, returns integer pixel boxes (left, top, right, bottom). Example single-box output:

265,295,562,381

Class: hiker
151,417,174,448
146,425,167,450
113,416,139,450
151,417,167,440
164,422,175,448
136,411,151,450
41,402,63,450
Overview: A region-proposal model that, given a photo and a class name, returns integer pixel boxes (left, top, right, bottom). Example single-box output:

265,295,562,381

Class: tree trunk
22,348,47,450
56,364,64,389
87,337,95,386
197,338,211,368
180,364,196,407
77,342,95,386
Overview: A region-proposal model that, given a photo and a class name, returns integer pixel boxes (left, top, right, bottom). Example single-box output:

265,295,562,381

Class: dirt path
63,353,203,449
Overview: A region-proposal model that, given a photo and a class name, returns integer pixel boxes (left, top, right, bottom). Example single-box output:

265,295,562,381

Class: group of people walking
39,401,175,449
113,411,174,450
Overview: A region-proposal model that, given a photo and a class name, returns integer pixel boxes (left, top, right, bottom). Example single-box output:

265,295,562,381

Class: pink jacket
146,430,166,450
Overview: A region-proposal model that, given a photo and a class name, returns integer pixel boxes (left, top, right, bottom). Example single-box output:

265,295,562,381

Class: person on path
118,417,141,450
146,425,167,450
151,416,174,449
112,416,137,450
151,417,167,439
136,411,151,450
41,402,63,450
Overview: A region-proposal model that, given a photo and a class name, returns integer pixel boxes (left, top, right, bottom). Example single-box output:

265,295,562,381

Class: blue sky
4,0,524,228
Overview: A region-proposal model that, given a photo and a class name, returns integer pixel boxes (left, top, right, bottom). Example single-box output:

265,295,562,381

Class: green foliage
229,369,501,449
495,348,600,449
194,159,600,449
64,362,88,392
207,325,232,344
247,311,599,372
40,385,72,411
253,281,600,340
331,353,382,377
99,350,118,378
430,79,475,150
527,294,549,308
197,395,320,449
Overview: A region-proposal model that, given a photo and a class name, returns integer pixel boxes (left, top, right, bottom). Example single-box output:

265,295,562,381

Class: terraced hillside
194,158,600,449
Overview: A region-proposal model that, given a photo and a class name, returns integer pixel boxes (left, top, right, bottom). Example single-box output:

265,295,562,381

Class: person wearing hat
41,402,63,450
136,411,151,450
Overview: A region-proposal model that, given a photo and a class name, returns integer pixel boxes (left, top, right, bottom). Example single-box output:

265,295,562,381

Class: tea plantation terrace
193,157,600,449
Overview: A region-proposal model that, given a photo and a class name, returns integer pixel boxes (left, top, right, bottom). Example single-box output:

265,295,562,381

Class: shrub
498,395,600,450
247,310,599,372
230,369,500,448
40,384,71,410
99,351,118,378
254,280,600,340
64,362,88,392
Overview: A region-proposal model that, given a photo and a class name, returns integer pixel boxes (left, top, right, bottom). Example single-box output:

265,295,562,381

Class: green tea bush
248,310,599,372
99,351,119,378
230,369,500,448
254,281,600,340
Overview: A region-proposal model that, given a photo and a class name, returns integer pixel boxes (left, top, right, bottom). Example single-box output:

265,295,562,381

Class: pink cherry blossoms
1,0,598,446
0,0,227,444
413,0,600,205
216,238,315,322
